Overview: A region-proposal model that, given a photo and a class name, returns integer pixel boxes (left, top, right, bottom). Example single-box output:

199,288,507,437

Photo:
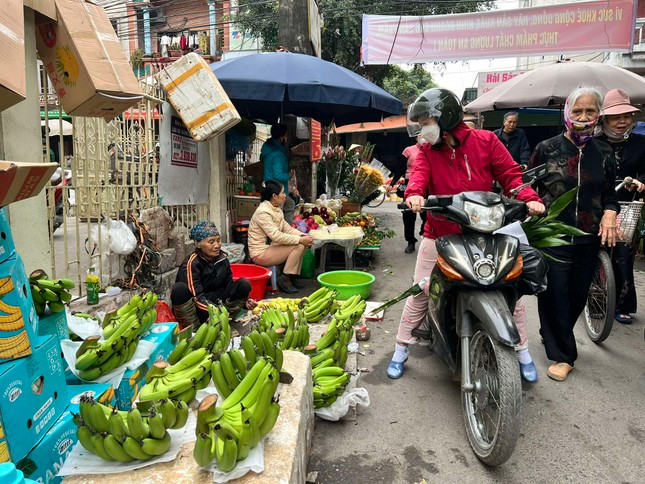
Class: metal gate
41,66,209,296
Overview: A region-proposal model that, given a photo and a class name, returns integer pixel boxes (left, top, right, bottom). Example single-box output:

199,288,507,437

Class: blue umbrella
211,52,402,126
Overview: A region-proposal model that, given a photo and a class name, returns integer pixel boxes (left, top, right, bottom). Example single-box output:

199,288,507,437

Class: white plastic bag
108,220,137,255
314,374,370,421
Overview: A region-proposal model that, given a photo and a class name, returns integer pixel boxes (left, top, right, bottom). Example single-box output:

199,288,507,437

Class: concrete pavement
307,202,645,483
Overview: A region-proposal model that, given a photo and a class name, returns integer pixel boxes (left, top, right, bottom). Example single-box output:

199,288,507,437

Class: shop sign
477,70,527,97
170,116,198,168
362,0,636,64
310,120,322,162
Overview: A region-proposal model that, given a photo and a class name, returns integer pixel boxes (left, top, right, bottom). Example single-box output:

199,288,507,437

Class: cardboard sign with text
35,0,143,119
0,161,57,207
0,0,26,111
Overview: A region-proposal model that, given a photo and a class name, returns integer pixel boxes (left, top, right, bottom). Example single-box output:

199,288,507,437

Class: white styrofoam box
157,53,241,142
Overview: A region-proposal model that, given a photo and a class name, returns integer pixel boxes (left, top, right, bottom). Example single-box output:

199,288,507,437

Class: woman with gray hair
528,86,620,382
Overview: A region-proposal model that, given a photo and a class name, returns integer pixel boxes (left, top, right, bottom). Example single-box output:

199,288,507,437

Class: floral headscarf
190,221,220,241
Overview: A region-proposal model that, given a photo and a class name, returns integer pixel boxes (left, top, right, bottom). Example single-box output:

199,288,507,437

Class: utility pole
278,0,322,199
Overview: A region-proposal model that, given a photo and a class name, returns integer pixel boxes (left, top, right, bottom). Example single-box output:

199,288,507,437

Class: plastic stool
268,265,279,293
319,243,353,272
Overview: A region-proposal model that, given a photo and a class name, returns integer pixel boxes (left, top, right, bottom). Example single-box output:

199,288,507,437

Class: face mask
564,98,599,146
420,124,441,145
602,122,632,142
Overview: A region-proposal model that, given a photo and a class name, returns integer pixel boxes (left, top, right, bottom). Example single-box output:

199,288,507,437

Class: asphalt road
307,202,645,483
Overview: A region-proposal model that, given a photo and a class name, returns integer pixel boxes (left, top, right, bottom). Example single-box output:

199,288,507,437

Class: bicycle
363,185,388,208
583,177,644,343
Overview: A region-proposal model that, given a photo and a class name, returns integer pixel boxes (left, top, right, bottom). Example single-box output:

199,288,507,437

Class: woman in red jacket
387,88,545,379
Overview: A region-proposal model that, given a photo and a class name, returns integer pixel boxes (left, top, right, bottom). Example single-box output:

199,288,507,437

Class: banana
220,353,240,390
202,324,219,351
79,397,94,428
76,425,95,454
148,407,166,440
90,402,110,433
49,301,65,313
211,361,233,398
158,399,177,429
194,432,215,467
307,287,328,304
167,338,189,365
274,346,284,371
56,278,76,289
309,348,334,367
31,286,45,304
189,322,209,350
75,349,100,371
215,434,238,473
236,420,254,461
123,436,154,461
221,357,268,410
166,348,208,375
240,337,257,366
229,349,248,378
171,399,189,429
249,377,275,426
260,332,276,361
313,366,345,378
258,398,281,437
196,371,211,390
104,434,135,462
141,431,171,456
127,407,150,440
174,385,197,404
315,326,338,350
240,362,275,410
91,433,115,461
108,408,130,443
281,329,294,350
248,330,264,356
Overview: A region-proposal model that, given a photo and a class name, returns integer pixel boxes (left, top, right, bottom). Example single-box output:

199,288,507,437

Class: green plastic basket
317,270,375,300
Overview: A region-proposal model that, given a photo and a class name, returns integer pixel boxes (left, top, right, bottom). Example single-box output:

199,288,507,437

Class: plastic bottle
0,462,38,484
86,267,100,305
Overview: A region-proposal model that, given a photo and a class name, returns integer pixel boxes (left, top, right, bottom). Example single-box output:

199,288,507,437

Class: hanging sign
170,116,198,168
362,0,636,64
310,120,322,162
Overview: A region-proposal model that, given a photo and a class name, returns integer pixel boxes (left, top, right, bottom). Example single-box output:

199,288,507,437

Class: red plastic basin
231,263,272,301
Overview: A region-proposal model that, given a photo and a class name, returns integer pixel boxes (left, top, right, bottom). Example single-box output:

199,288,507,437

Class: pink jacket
405,122,541,239
402,144,421,180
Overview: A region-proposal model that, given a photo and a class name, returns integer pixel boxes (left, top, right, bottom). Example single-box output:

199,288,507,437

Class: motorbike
47,167,71,234
398,191,531,466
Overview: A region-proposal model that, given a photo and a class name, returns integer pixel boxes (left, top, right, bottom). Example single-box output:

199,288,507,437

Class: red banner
310,120,322,162
362,1,636,64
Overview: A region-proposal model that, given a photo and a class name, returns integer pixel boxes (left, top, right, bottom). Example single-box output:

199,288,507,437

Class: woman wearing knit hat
596,89,645,325
170,220,257,328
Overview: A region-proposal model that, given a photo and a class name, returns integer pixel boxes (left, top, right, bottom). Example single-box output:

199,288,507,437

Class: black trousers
537,240,600,366
402,209,427,244
611,243,637,314
170,278,251,322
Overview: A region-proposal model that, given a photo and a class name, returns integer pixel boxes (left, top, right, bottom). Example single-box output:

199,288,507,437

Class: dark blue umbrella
211,52,402,126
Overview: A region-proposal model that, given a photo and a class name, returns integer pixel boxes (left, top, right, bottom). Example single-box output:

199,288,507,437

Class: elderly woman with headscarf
171,221,257,329
595,89,645,324
528,87,621,382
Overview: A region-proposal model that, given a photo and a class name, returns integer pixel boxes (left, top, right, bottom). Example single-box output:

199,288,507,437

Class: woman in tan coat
248,180,314,293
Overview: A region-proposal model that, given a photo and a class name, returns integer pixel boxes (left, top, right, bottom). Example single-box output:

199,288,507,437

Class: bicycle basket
617,201,644,242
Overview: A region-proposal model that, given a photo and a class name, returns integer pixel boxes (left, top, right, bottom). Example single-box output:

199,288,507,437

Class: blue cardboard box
15,384,115,484
114,322,178,408
0,335,68,463
0,208,15,264
37,310,68,344
0,252,39,363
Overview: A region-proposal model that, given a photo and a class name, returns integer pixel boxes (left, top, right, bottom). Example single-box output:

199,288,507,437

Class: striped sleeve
186,253,209,311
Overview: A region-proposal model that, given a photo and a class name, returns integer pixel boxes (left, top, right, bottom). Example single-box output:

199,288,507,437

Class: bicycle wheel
584,250,615,343
364,188,386,208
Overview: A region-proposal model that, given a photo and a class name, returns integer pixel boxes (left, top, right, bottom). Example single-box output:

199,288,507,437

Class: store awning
41,118,73,136
335,115,406,134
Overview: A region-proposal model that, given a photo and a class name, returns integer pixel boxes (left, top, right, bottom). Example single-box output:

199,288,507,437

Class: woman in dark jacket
596,89,645,324
171,221,257,328
529,87,620,382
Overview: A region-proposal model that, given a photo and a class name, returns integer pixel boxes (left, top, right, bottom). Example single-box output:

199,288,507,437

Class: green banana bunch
138,348,213,403
237,329,283,372
194,357,281,471
302,288,337,323
312,366,351,408
29,270,75,316
73,395,187,461
74,292,159,380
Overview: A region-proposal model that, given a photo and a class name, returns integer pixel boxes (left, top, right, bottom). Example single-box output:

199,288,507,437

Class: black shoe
291,277,305,289
405,243,416,254
277,277,299,294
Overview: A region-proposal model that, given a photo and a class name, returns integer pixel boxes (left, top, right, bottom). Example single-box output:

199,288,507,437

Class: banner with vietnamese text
361,1,636,64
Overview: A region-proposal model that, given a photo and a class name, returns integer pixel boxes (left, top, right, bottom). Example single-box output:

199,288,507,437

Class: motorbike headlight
463,201,505,233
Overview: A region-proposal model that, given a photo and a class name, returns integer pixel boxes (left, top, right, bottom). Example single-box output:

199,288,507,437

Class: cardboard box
0,208,15,264
158,53,241,141
0,0,26,111
24,0,57,21
113,322,178,408
0,161,58,208
35,0,143,120
15,384,114,484
37,310,68,344
0,335,68,463
0,252,39,363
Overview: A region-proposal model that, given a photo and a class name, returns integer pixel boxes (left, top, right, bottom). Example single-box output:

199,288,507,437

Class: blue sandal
615,313,633,324
387,358,408,379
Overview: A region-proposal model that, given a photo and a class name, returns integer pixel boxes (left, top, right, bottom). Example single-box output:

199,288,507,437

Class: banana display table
64,352,313,483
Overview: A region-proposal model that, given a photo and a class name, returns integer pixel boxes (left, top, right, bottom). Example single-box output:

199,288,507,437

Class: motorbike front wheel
462,328,521,466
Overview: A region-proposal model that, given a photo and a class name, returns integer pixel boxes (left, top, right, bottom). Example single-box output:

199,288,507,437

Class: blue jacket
261,139,290,194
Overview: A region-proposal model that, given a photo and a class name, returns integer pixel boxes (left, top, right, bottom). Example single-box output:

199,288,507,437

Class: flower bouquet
322,145,346,198
347,164,385,203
